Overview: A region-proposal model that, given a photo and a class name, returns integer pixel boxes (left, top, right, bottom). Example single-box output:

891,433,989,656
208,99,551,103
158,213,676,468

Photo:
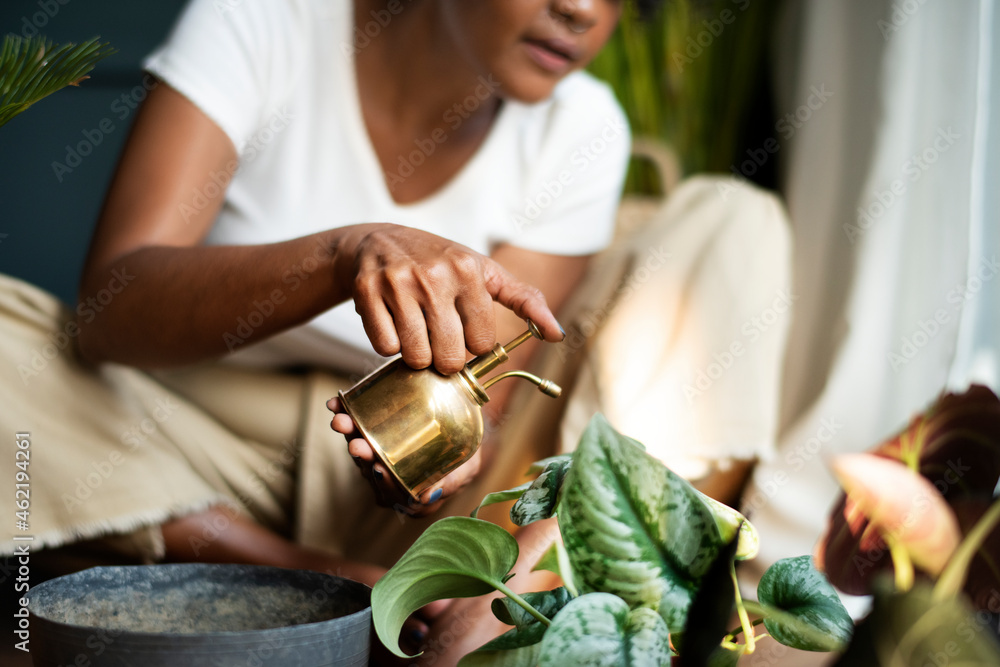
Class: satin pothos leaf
557,414,732,632
758,556,853,652
537,593,672,667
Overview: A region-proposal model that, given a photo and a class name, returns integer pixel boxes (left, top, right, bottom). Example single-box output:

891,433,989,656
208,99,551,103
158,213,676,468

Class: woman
37,0,652,660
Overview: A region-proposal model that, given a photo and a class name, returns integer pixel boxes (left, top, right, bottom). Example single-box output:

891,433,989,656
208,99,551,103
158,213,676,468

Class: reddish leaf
818,385,1000,595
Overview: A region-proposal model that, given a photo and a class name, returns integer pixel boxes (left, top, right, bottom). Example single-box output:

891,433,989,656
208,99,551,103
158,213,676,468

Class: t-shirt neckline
338,8,514,212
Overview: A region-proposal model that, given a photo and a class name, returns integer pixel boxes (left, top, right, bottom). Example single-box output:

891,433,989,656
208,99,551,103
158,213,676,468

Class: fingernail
373,468,384,481
410,627,426,644
428,488,443,503
558,321,566,340
351,455,362,464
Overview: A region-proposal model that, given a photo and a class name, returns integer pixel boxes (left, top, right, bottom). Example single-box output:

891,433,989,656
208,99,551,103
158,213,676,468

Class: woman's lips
523,38,579,75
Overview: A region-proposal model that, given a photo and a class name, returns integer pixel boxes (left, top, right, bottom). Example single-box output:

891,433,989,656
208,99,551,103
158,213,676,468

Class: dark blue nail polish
429,488,443,503
410,627,426,644
373,468,384,481
558,322,566,339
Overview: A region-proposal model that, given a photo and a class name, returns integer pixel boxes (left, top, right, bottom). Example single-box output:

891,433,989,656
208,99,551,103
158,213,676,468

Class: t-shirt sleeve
143,0,297,154
498,74,631,256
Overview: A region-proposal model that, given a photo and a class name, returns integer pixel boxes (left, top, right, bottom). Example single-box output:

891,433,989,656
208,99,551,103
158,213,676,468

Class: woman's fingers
483,259,564,343
349,225,562,373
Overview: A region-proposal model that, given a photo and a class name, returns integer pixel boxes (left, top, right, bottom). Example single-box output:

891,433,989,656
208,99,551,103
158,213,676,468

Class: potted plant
372,414,853,665
816,384,1000,665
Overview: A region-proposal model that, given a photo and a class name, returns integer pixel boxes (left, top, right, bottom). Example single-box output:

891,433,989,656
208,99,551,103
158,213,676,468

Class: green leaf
458,642,541,667
528,453,575,474
460,589,574,666
757,556,853,652
470,455,574,521
833,581,1000,666
699,494,759,561
371,516,519,658
532,542,561,576
510,457,573,526
492,588,573,628
472,481,532,518
0,35,116,129
558,414,727,632
538,593,672,667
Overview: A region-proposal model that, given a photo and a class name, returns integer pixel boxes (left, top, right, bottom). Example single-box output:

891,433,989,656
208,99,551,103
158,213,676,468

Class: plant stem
493,582,552,627
887,536,914,591
934,497,1000,601
725,618,764,642
730,563,756,653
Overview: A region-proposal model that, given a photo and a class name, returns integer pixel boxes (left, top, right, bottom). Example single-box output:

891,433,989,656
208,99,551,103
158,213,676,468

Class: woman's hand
326,397,481,515
339,224,564,375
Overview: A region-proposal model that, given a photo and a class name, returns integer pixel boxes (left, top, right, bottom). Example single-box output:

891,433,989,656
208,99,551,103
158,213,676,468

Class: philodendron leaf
460,589,573,667
558,413,727,632
372,516,519,658
472,481,532,519
537,593,672,667
757,556,853,652
833,581,1000,666
510,457,573,526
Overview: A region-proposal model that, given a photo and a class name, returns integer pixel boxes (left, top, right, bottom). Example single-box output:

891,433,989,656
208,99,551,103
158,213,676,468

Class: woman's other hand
326,396,481,516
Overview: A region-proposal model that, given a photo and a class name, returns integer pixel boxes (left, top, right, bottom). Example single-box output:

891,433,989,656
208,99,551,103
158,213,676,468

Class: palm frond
0,34,116,129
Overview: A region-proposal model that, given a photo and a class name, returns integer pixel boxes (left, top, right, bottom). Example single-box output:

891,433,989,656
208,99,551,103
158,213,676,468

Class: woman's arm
77,83,561,373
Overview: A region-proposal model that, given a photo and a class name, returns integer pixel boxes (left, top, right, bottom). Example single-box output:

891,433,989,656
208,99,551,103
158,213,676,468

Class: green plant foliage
471,481,532,519
701,493,760,560
371,516,520,658
588,0,783,189
459,589,573,667
492,588,573,628
0,35,116,129
458,643,541,667
537,593,672,667
471,455,575,520
833,581,1000,666
757,556,854,652
510,456,573,526
558,413,728,632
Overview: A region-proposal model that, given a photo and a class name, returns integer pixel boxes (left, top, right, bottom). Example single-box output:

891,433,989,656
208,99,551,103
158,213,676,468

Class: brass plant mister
338,320,562,500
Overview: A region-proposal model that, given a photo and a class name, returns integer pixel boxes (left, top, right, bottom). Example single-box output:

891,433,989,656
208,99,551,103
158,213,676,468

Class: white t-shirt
145,0,630,375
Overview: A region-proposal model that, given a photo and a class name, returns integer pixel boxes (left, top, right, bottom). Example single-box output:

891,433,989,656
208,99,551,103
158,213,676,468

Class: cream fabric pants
0,274,552,568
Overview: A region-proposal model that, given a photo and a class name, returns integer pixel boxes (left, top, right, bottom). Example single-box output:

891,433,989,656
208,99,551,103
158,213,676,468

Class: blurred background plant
0,35,115,129
589,0,784,193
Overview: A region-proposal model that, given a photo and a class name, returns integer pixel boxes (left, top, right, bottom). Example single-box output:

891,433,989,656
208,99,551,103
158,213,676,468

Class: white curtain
743,0,999,614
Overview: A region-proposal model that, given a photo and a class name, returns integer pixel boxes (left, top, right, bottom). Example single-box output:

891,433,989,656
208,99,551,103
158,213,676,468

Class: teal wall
1,1,187,304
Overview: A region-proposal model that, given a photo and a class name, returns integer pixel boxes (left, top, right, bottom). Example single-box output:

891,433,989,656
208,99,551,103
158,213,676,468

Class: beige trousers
0,275,555,569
